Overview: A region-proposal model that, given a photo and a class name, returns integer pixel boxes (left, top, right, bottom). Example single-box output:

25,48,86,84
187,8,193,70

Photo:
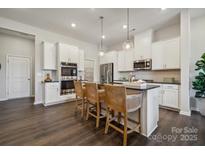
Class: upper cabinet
117,50,134,72
134,29,153,60
57,43,84,70
57,43,79,63
42,42,57,70
152,37,180,70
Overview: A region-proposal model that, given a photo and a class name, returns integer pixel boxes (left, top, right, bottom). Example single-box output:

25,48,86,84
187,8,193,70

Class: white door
8,56,31,99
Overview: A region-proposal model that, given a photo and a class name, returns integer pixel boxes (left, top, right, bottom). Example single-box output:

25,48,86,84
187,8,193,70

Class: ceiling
0,8,204,48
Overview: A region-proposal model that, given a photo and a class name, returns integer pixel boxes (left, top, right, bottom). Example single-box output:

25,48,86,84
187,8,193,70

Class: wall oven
133,59,152,70
60,62,77,95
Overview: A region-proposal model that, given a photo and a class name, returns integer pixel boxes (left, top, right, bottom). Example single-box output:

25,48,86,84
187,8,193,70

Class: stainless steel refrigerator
100,63,113,83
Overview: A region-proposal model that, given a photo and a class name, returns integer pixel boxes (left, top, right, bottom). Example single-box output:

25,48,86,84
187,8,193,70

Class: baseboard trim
34,101,43,105
0,98,8,102
180,110,191,116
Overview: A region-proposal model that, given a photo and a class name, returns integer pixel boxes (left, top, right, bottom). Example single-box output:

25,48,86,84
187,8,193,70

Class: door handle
28,79,31,80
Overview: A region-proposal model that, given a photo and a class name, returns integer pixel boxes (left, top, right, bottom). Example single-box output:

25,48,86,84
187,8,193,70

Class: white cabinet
162,84,179,109
78,49,85,71
163,38,180,69
69,45,79,63
42,42,57,70
117,51,125,72
147,83,179,109
152,37,180,70
151,42,164,70
117,50,134,72
57,43,79,63
44,82,60,106
134,29,153,60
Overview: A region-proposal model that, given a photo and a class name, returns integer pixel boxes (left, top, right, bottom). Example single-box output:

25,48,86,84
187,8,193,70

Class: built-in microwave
133,59,152,70
61,62,77,79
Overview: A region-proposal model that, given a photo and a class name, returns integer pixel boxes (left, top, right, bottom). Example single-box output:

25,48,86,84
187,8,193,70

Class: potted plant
192,52,205,116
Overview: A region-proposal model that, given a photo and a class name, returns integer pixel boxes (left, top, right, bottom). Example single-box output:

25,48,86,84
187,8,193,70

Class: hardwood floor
0,98,204,146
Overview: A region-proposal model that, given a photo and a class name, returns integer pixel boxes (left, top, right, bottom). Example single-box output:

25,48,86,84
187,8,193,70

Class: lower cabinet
44,82,60,106
148,83,179,109
162,84,179,109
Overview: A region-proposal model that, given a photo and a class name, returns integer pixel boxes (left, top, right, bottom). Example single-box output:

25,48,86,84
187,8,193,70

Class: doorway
7,55,31,99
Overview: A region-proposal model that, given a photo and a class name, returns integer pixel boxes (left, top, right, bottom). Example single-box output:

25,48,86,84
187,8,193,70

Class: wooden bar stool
74,80,86,118
104,84,142,146
85,82,105,128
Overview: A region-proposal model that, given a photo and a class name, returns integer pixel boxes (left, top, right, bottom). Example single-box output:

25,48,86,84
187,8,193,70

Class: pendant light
99,16,105,56
122,8,134,50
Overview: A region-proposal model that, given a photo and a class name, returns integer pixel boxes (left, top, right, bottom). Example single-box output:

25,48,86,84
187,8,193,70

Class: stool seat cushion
126,94,142,112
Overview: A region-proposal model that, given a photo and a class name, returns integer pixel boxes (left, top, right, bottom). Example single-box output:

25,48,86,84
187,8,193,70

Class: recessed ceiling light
123,25,127,29
71,23,76,28
161,8,167,11
101,35,106,39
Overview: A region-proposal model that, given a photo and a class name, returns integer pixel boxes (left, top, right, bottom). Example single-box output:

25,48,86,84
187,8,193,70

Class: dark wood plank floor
0,98,204,146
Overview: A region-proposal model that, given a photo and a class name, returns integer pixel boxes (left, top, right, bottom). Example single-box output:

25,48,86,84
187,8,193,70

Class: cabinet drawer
163,84,179,90
45,82,59,88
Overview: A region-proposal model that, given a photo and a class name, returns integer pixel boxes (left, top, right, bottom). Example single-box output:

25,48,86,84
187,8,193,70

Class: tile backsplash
118,70,181,82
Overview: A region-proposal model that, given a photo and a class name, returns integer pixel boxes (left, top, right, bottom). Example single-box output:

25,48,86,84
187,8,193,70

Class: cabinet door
163,38,180,69
163,88,179,109
152,41,164,70
68,45,79,63
125,50,134,71
78,49,84,71
134,29,152,60
59,43,69,62
117,51,125,71
43,42,57,70
45,83,60,104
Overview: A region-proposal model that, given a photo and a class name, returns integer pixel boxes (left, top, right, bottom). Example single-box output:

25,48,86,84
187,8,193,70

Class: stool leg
96,102,100,128
117,112,121,124
123,113,128,146
86,103,89,120
105,108,110,134
81,98,84,118
138,108,141,133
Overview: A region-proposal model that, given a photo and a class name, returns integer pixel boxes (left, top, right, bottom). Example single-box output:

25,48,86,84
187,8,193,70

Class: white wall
0,17,99,104
190,15,205,111
0,32,35,100
153,24,180,42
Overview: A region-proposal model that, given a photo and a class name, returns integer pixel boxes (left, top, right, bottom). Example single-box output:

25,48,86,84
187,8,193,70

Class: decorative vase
197,98,205,116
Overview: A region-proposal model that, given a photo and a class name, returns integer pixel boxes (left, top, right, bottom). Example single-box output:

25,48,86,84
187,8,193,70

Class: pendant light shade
99,16,105,56
122,8,134,50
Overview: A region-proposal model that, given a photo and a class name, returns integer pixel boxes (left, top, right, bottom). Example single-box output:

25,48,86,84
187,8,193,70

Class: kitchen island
124,84,160,137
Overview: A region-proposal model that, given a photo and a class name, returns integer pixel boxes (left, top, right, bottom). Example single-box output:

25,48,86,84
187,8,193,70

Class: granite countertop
42,81,59,83
124,85,160,91
114,80,181,85
98,82,160,91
